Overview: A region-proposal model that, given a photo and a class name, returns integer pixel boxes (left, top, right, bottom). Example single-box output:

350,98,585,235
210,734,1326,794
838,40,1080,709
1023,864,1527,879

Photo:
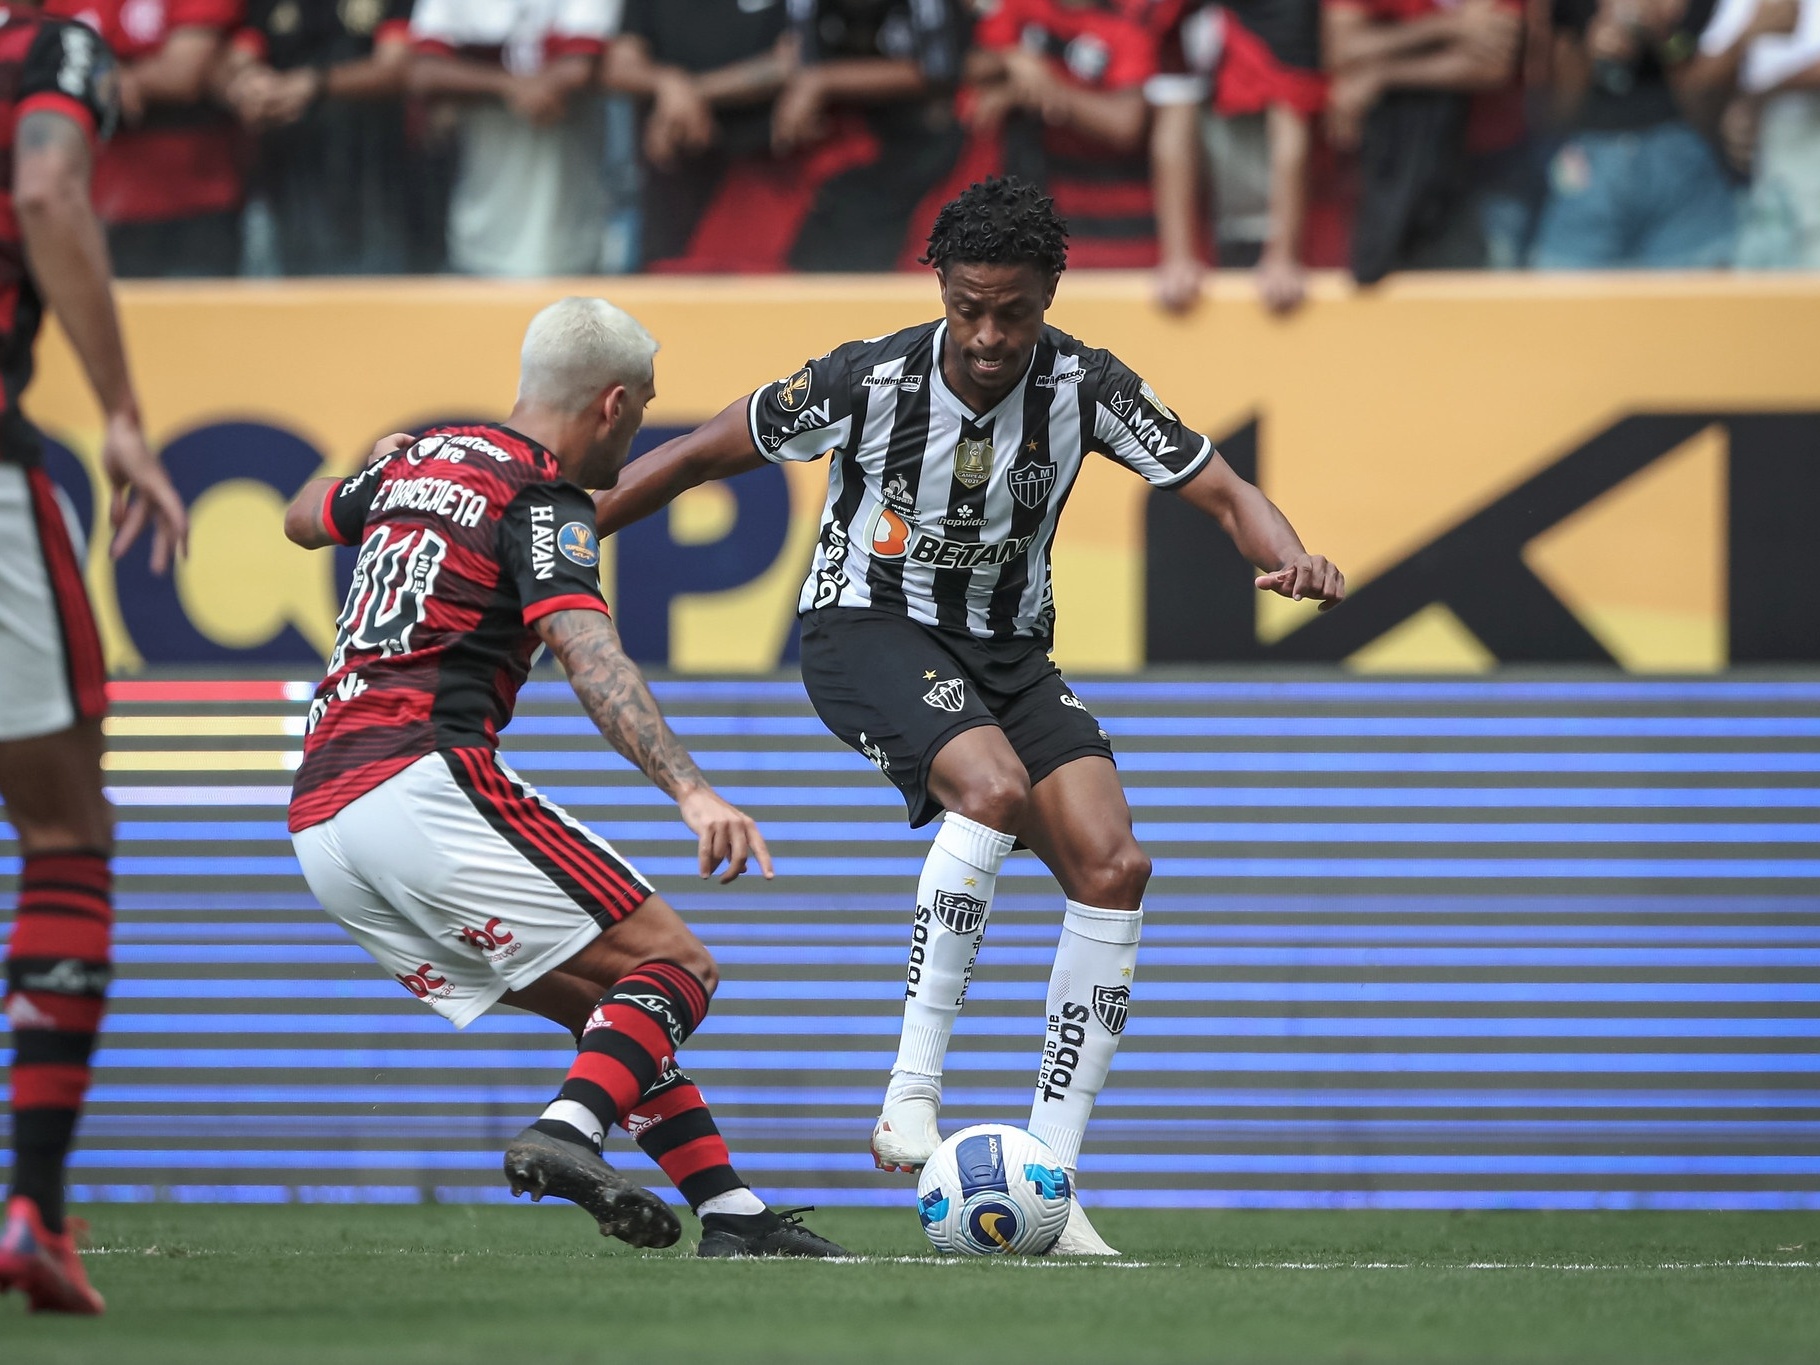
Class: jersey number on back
331,526,450,671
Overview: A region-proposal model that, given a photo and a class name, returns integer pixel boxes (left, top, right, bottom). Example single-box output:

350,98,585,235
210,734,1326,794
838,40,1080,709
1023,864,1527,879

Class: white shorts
291,749,655,1027
0,463,106,742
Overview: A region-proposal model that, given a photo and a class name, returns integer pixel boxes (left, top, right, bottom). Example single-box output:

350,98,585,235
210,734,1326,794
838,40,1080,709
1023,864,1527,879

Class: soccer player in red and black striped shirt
0,2,189,1317
282,298,844,1259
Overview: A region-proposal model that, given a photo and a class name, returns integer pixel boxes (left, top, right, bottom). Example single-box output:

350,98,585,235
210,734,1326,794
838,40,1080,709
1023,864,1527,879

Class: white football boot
1047,1195,1119,1256
870,1095,941,1173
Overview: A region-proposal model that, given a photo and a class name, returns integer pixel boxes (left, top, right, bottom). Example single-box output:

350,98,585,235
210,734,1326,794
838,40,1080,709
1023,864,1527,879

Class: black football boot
696,1206,848,1258
503,1127,681,1249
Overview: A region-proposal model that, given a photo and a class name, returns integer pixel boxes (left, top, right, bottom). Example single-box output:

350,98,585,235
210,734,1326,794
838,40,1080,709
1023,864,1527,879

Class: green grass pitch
4,1206,1817,1363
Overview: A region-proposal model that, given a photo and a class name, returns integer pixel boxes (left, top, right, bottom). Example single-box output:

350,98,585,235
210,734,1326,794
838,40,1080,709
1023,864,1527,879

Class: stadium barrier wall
26,273,1820,674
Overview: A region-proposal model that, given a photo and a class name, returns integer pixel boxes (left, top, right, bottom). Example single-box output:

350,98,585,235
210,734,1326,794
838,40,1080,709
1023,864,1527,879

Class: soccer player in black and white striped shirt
595,177,1345,1255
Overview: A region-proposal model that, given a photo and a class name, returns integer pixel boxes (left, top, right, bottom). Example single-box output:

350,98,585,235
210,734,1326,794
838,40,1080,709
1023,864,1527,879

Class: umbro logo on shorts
923,678,965,712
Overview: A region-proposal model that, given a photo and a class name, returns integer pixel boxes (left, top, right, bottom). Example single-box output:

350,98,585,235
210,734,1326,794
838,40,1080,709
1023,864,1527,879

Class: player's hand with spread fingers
1255,553,1345,611
677,786,775,884
101,411,188,573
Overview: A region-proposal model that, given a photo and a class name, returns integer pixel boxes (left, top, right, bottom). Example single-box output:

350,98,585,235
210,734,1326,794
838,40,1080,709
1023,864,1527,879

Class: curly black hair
920,176,1069,277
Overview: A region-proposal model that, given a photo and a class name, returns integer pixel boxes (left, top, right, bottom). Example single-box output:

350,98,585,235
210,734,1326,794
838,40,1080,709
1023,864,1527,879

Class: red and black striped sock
6,851,112,1235
556,960,711,1129
622,1067,746,1210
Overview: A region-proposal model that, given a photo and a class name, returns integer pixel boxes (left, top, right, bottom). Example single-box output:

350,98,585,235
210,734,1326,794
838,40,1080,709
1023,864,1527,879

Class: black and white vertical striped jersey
748,320,1214,640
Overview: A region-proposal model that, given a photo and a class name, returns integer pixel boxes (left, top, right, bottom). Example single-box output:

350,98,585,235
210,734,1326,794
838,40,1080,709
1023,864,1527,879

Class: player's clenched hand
366,432,414,468
1255,554,1345,611
102,412,188,574
677,787,775,884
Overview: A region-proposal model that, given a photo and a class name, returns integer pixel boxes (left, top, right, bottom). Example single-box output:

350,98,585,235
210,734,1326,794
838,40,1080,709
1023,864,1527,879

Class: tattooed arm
536,608,773,882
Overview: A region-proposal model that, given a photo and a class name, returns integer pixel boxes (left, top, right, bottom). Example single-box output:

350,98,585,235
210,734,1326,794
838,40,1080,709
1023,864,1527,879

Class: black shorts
798,607,1114,827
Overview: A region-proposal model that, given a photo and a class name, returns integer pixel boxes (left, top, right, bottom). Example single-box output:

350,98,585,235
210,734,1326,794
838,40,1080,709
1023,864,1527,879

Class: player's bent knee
664,939,719,998
952,770,1030,834
1076,844,1151,909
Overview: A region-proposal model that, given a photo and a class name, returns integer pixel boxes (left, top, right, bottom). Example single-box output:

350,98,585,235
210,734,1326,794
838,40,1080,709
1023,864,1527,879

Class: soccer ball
915,1124,1072,1255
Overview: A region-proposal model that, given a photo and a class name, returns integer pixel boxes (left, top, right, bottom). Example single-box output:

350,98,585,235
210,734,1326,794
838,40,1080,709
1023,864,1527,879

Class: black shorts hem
1025,740,1117,791
906,715,1001,829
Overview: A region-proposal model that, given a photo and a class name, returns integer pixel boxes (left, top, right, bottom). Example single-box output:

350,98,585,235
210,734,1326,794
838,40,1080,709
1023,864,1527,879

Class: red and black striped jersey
975,0,1166,269
0,9,117,467
288,424,609,833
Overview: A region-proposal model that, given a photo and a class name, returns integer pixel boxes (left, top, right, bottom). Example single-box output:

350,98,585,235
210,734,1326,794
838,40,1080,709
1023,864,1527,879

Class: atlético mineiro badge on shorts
923,678,965,712
954,437,992,489
1093,984,1130,1035
931,889,987,935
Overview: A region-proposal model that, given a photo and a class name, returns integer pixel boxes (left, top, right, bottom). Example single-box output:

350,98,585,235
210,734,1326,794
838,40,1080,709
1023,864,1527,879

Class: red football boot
0,1196,105,1314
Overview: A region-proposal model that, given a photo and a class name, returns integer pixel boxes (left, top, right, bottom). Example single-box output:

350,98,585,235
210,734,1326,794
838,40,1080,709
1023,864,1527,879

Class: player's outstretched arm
15,109,188,571
537,607,774,884
593,396,766,536
1174,453,1346,611
283,434,415,548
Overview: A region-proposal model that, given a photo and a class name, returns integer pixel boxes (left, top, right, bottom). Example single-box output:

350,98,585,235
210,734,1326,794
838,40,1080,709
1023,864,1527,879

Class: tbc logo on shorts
1093,984,1130,1035
459,916,520,962
557,522,599,568
775,368,813,412
923,678,965,712
396,963,452,1000
932,889,987,935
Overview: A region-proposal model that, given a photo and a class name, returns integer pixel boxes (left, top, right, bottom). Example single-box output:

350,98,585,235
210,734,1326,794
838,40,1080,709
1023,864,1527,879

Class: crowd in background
53,0,1820,310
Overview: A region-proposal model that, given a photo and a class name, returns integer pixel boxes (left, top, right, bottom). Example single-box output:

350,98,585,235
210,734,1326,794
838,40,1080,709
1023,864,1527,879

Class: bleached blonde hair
517,297,659,413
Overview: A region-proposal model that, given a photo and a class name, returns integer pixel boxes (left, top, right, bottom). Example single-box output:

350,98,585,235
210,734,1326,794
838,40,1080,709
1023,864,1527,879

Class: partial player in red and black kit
0,3,190,1315
966,0,1170,268
283,297,844,1259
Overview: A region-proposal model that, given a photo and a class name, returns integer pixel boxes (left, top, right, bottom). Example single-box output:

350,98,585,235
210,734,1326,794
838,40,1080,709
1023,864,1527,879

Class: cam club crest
1009,457,1056,509
922,678,965,712
1093,984,1129,1035
931,890,987,935
954,437,993,490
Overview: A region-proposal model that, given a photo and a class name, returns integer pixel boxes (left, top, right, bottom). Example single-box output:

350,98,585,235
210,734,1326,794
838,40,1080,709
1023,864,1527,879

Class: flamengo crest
931,890,987,935
1092,984,1129,1035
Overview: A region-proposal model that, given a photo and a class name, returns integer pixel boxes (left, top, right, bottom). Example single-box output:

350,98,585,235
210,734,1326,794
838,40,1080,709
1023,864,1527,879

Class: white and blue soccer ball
915,1124,1072,1256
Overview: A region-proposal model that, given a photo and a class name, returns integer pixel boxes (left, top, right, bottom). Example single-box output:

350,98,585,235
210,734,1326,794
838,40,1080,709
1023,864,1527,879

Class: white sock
540,1098,606,1151
1028,900,1142,1172
697,1187,767,1217
890,813,1015,1094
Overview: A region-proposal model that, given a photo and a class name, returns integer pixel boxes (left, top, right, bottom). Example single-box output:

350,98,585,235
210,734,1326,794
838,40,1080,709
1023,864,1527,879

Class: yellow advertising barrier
26,272,1820,673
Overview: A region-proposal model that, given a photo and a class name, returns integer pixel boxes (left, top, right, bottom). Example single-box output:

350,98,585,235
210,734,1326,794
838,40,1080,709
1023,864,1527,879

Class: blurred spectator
779,0,972,271
1530,0,1736,267
968,0,1162,267
1688,0,1815,266
1150,0,1327,312
604,0,794,270
408,0,613,277
222,0,442,275
50,0,247,277
1322,0,1524,280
